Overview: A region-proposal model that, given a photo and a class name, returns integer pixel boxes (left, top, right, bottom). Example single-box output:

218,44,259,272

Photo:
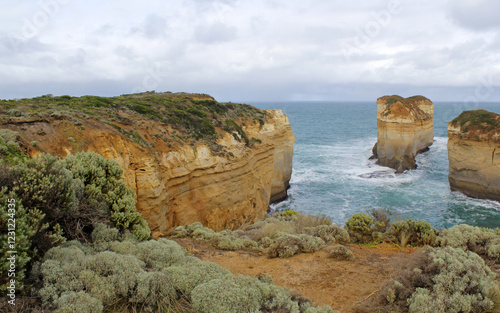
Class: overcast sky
1,0,500,102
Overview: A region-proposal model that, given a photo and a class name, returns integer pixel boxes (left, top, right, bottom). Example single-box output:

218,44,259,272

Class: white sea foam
258,101,500,228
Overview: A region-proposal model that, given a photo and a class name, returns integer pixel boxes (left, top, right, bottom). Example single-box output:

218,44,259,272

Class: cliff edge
0,92,295,232
371,95,434,173
448,110,500,201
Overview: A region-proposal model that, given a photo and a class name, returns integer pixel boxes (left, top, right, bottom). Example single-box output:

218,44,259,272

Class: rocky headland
0,92,295,232
448,110,500,201
371,95,434,173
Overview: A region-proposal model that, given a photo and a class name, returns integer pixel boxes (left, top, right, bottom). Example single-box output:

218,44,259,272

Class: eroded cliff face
372,95,434,173
448,110,500,201
0,94,294,232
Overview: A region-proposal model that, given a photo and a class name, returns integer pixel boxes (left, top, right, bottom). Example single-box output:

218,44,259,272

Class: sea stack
371,95,434,173
448,110,500,201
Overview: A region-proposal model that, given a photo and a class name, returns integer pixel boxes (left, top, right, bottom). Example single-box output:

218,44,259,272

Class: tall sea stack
448,110,500,201
371,95,434,173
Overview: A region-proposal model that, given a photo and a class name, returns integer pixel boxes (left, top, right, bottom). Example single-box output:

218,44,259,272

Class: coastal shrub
61,152,150,240
52,291,103,313
6,108,23,117
0,155,76,268
370,208,392,233
266,234,302,258
345,213,374,243
407,247,499,313
191,274,338,313
304,224,350,244
216,235,258,251
292,213,332,232
0,129,26,167
262,221,294,239
38,227,188,312
133,238,188,268
163,260,232,296
266,233,325,258
360,246,500,313
191,276,262,313
436,224,500,259
298,234,325,253
326,245,355,261
391,219,437,247
0,188,46,293
282,209,300,216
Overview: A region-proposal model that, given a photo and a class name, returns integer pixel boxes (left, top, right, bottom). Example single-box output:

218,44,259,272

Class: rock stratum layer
372,95,434,173
448,110,500,201
0,93,295,232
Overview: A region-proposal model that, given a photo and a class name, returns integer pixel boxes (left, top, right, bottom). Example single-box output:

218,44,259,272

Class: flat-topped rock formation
448,110,500,201
0,92,295,232
371,95,434,173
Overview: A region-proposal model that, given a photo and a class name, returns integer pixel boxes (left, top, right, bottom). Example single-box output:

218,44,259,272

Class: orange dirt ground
171,238,417,313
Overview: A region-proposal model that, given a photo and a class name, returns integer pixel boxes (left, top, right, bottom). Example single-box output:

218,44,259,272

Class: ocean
250,101,500,229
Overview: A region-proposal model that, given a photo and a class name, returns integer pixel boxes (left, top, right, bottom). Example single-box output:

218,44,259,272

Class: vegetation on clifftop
0,92,268,153
378,95,433,120
451,110,500,138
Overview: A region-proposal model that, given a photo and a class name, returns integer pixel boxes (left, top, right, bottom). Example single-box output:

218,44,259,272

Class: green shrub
407,247,499,313
436,224,500,259
282,209,299,216
326,245,355,261
391,219,436,247
6,109,23,117
0,129,20,145
345,213,374,243
61,152,150,240
0,188,46,293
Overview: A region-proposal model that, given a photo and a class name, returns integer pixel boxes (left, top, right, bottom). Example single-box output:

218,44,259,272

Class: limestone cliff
448,110,500,201
0,92,295,232
371,95,434,173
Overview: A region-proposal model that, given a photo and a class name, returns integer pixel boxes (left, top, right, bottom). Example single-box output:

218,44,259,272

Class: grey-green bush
407,247,499,313
266,233,325,258
163,260,232,296
38,224,337,312
53,291,103,313
436,224,500,258
326,245,355,261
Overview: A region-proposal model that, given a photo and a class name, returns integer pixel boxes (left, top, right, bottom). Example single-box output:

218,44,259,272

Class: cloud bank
1,0,499,102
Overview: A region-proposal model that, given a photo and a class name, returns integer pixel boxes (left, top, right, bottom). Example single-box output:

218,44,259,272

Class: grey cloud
142,14,167,39
128,14,167,39
63,48,87,66
0,32,48,56
114,45,136,59
448,0,500,30
193,22,237,44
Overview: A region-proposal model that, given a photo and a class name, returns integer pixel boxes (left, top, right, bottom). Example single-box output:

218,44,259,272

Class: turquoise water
250,101,500,229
